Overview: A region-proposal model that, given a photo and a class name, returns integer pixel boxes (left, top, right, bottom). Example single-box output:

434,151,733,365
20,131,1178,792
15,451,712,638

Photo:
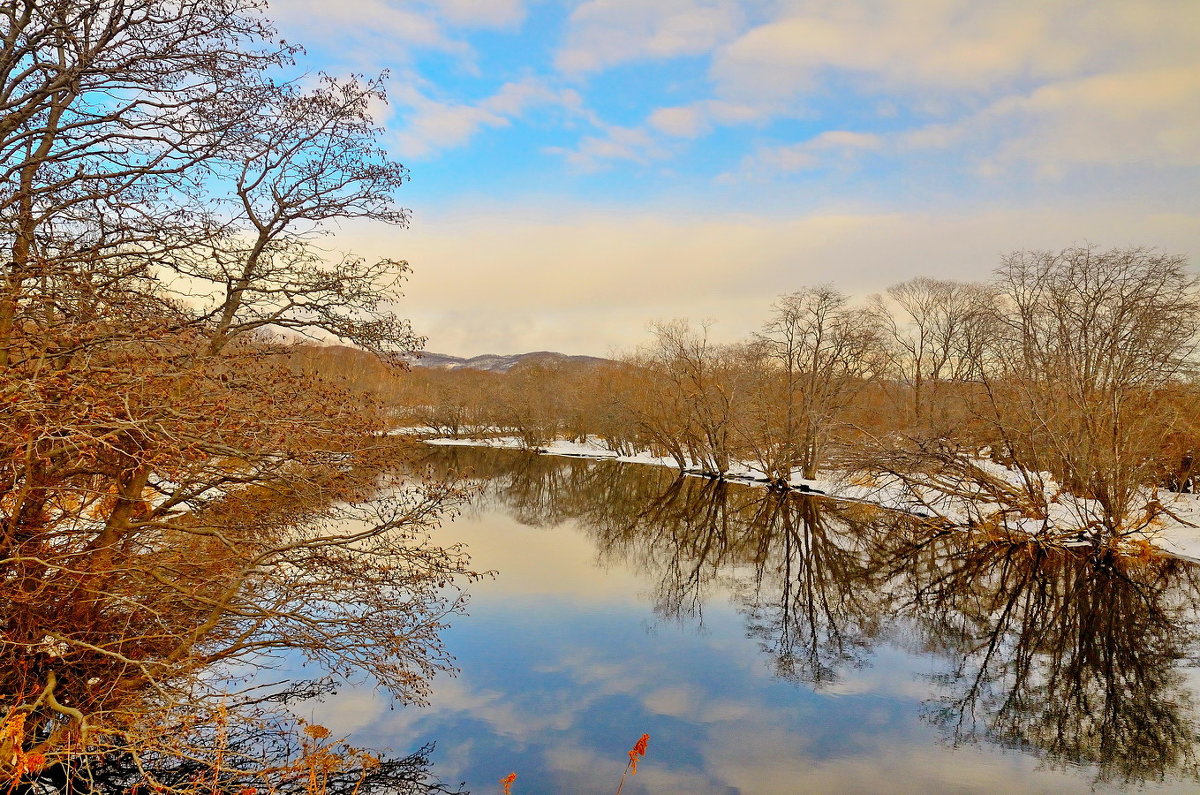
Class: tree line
395,246,1200,546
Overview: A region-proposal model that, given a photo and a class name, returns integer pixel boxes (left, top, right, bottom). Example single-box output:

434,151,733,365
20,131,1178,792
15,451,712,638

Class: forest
377,247,1200,548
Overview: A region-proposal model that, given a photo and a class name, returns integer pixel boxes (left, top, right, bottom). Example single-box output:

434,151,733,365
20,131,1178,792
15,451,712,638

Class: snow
423,435,899,503
386,425,448,436
407,431,1200,560
1146,492,1200,562
424,435,680,468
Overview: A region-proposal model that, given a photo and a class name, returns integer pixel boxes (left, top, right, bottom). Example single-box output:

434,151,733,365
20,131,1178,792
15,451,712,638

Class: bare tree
0,1,472,786
637,320,755,475
984,246,1200,535
179,75,418,355
875,277,989,429
0,0,288,367
748,287,888,480
854,247,1200,543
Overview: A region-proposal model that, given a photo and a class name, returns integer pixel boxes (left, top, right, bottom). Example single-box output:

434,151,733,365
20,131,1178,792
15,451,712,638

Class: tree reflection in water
892,539,1200,784
22,728,461,795
425,446,1200,786
0,441,473,793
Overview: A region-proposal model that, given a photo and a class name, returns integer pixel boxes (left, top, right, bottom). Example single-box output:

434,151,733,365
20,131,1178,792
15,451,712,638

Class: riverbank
418,433,1200,562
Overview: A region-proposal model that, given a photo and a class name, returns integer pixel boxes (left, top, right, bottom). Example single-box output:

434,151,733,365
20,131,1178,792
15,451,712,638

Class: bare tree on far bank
874,277,989,432
745,286,889,481
389,246,1200,548
853,246,1200,543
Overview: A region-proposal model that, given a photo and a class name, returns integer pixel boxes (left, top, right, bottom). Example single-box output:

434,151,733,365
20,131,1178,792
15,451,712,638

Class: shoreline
415,433,1200,563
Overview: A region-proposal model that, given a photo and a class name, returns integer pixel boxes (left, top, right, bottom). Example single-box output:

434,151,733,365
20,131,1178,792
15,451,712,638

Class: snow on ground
425,436,981,515
385,425,447,436
424,435,679,468
1148,492,1200,562
414,432,1200,560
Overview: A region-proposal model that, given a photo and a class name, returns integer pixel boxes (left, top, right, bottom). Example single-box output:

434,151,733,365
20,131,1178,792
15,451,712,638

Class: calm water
306,446,1200,794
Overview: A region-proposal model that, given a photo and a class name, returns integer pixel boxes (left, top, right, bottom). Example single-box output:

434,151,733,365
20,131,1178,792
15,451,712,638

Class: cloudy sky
270,0,1200,357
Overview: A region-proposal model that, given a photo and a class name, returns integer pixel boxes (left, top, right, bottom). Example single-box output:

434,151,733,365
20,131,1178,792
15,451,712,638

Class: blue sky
269,0,1200,356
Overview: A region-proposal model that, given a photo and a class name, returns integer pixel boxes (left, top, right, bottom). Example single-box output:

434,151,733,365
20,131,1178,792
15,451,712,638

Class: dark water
306,447,1200,794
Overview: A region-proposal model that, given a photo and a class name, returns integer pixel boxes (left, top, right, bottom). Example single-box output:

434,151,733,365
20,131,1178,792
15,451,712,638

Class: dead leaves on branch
0,320,477,781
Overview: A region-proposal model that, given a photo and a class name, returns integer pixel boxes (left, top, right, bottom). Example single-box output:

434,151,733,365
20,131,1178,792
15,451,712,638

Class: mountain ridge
402,350,611,373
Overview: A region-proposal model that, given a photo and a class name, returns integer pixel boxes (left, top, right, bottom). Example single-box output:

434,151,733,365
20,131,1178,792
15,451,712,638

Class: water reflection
421,446,1200,787
22,732,459,795
0,440,469,793
896,541,1200,784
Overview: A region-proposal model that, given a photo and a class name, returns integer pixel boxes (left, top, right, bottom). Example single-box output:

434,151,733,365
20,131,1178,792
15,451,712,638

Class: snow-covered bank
425,435,833,488
423,436,994,517
1145,512,1200,563
417,434,1200,562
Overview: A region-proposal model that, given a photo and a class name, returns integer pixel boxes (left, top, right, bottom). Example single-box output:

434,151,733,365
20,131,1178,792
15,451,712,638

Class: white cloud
391,78,577,158
815,131,884,150
272,0,527,43
555,0,745,74
723,63,1200,181
889,67,1200,176
479,80,560,116
429,0,525,29
334,203,1200,356
649,106,707,138
710,0,1200,103
546,123,672,171
733,130,884,176
560,95,784,169
272,0,1200,185
393,100,507,158
643,685,702,716
645,96,785,148
269,0,470,60
981,68,1200,173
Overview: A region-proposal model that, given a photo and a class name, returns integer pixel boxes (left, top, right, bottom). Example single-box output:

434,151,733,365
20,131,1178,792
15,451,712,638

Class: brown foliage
0,0,472,788
395,247,1200,545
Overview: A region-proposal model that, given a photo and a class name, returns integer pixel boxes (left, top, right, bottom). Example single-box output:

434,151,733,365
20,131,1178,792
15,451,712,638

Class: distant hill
402,350,611,373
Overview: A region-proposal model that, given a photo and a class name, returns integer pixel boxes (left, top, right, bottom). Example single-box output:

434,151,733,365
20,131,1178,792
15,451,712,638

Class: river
300,446,1200,794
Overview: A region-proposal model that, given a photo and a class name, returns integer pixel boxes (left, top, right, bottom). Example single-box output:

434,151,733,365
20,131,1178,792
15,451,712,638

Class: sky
268,0,1200,357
